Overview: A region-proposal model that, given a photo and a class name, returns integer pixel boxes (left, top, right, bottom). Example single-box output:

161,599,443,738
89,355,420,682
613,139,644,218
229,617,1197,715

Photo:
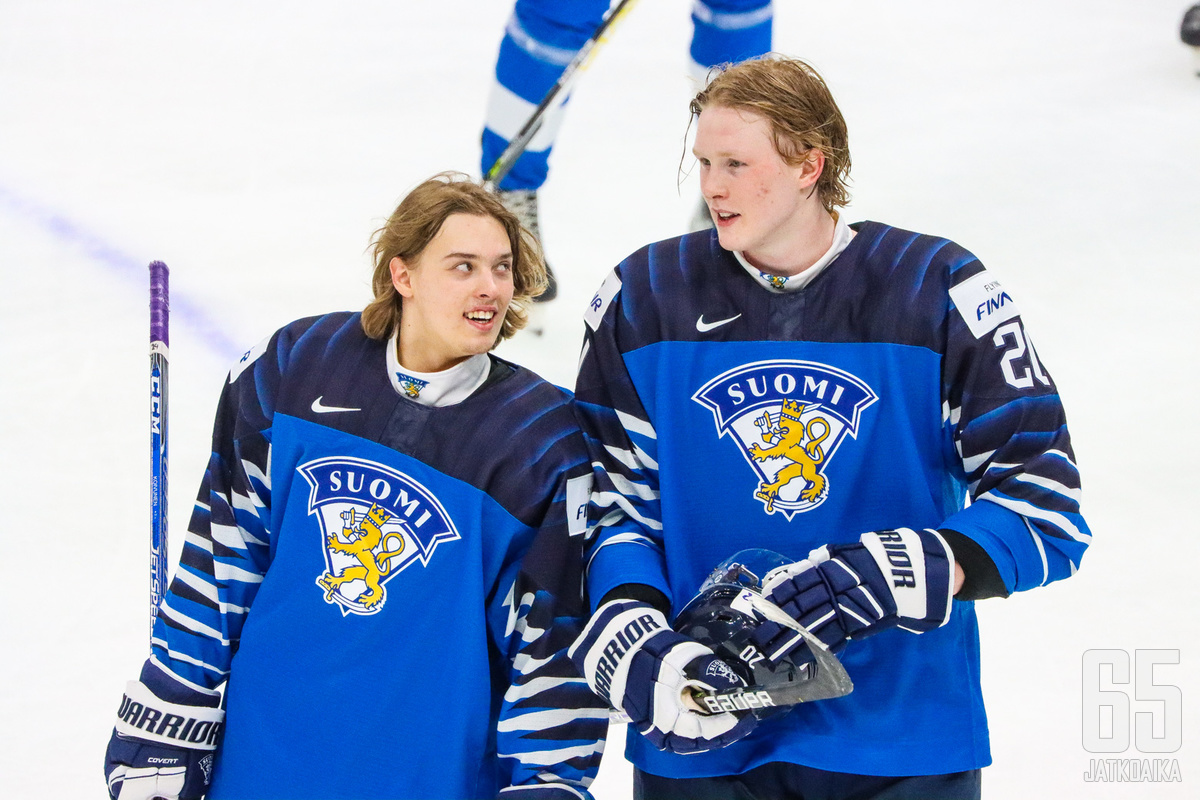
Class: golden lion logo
317,504,407,609
747,399,830,513
759,272,789,290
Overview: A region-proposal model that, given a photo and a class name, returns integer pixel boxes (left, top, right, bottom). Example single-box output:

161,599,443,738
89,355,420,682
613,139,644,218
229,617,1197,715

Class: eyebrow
442,251,513,261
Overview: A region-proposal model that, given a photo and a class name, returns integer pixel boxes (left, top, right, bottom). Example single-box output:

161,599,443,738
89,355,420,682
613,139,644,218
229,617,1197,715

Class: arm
492,460,607,799
938,275,1089,596
754,262,1090,661
147,339,277,697
573,269,669,610
569,269,754,754
106,338,278,800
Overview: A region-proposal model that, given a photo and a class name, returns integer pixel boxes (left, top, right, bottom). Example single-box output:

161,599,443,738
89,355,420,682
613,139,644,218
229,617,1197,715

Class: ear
389,256,414,299
797,149,826,191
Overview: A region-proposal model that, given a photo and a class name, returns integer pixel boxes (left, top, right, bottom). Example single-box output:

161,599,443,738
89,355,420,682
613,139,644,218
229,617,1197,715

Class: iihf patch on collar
949,271,1020,339
584,270,622,332
395,372,429,399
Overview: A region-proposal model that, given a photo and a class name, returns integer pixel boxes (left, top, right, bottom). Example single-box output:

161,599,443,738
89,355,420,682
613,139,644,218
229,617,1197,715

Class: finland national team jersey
575,223,1091,778
144,313,606,799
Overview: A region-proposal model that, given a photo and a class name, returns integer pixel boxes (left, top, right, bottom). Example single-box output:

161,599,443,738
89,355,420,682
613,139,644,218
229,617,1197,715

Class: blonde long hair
361,172,546,342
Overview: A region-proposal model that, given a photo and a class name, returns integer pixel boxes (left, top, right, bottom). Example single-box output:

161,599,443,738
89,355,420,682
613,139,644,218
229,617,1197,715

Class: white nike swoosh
311,396,361,413
696,313,742,333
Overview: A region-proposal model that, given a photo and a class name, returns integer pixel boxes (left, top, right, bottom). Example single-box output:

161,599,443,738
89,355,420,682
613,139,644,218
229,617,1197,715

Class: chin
716,230,744,253
468,337,500,356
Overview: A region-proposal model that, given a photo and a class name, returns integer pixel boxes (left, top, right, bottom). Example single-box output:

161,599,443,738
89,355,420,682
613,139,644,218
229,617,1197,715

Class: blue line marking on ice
0,183,242,359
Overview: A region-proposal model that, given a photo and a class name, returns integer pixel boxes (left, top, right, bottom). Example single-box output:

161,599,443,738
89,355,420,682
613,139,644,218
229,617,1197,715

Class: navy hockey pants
634,762,982,800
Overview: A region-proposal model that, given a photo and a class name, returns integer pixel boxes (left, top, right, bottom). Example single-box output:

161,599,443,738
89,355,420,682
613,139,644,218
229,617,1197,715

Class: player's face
390,213,514,373
694,105,817,267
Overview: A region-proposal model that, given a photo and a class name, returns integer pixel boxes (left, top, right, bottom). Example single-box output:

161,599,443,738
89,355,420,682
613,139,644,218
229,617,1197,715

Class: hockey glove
569,599,756,754
752,528,955,663
104,680,224,800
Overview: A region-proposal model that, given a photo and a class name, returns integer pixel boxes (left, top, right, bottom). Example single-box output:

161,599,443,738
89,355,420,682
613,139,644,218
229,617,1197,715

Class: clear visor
697,548,793,596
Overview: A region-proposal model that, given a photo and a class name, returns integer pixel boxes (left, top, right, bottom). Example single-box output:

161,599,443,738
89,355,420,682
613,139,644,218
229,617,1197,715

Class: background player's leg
688,0,773,81
481,0,613,193
481,0,612,301
686,0,774,230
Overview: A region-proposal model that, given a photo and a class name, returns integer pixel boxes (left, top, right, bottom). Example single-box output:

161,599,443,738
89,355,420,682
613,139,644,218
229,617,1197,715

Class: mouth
713,210,739,226
464,309,499,329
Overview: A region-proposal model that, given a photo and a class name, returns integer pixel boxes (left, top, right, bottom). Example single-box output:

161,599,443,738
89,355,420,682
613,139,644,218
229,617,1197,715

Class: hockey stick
482,0,640,190
149,261,170,644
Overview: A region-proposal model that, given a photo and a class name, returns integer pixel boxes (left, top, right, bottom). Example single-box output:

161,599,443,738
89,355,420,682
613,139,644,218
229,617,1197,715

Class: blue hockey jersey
574,223,1090,778
144,312,606,799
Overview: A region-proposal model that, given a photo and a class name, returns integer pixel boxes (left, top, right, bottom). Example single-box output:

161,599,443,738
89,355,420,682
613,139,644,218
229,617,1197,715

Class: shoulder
819,222,989,351
615,230,738,293
475,356,578,429
850,221,983,285
274,312,368,369
228,312,367,387
433,360,588,526
590,231,746,347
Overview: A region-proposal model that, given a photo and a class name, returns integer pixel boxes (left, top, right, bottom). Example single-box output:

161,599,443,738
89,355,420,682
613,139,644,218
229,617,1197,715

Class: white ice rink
1,1,1198,797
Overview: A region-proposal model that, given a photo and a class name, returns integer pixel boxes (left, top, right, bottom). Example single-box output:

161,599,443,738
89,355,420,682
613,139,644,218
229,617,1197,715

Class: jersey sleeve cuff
586,541,671,614
940,498,1045,594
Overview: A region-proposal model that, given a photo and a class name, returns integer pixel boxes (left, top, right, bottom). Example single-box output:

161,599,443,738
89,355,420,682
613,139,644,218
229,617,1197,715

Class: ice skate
497,188,557,302
1184,3,1200,76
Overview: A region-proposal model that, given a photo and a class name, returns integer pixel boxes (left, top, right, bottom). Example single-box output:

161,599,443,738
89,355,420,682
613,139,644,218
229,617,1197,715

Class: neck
745,203,837,277
396,323,471,374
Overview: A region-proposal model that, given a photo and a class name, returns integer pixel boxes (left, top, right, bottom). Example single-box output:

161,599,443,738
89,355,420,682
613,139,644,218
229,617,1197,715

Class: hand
569,599,755,754
104,680,224,800
752,528,955,663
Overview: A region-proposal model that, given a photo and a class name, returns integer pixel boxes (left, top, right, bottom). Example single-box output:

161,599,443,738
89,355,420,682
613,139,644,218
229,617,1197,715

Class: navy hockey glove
569,599,756,754
104,680,224,800
752,528,955,663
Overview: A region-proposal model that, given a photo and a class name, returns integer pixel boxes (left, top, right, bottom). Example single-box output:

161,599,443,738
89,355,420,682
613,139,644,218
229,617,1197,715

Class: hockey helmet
673,549,853,719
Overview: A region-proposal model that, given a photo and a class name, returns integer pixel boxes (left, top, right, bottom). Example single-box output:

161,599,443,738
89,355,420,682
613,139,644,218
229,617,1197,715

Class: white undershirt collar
735,213,855,293
386,330,491,407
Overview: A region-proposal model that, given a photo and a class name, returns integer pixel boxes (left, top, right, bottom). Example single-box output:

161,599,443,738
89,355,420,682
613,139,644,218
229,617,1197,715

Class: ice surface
1,1,1197,797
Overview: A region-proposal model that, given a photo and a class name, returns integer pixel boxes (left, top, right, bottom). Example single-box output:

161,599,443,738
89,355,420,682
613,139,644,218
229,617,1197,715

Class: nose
701,168,726,203
475,269,498,298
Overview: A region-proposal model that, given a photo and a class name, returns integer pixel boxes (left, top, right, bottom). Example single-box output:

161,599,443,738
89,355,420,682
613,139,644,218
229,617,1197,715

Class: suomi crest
692,360,878,519
298,456,460,616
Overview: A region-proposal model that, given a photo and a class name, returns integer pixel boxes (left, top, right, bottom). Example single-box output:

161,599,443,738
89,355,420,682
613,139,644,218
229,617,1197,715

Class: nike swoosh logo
696,313,742,333
311,396,361,414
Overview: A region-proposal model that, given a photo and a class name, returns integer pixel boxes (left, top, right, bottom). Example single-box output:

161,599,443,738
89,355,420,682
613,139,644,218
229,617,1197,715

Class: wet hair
361,172,546,343
690,55,851,212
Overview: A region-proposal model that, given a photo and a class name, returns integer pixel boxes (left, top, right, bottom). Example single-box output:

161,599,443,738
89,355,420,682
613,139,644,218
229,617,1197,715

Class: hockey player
481,0,773,300
103,174,608,800
569,56,1090,799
